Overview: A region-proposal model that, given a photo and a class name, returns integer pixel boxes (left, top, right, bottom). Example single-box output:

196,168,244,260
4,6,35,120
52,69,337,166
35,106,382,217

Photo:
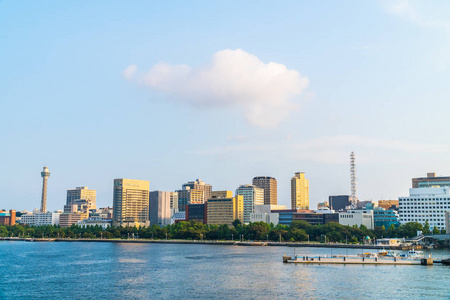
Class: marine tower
40,166,50,213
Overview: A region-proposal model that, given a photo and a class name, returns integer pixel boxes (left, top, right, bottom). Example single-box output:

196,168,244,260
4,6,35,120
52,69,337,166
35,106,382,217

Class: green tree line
0,220,443,242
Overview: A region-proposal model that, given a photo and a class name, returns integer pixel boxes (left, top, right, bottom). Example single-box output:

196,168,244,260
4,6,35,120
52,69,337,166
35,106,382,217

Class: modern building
65,186,96,214
185,203,207,224
328,195,350,211
412,172,450,188
20,212,60,226
236,184,264,224
78,218,111,229
291,172,309,209
0,210,16,226
170,192,178,212
177,188,204,211
149,191,171,227
250,205,286,225
59,212,88,227
252,176,277,205
373,207,400,228
273,209,314,226
40,166,50,213
89,207,113,220
207,196,244,226
378,200,399,210
339,210,374,229
399,187,450,231
113,178,150,227
293,212,339,226
181,179,212,202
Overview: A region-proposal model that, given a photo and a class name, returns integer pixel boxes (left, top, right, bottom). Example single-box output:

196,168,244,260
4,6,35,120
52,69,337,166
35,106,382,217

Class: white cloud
122,64,137,80
124,49,309,128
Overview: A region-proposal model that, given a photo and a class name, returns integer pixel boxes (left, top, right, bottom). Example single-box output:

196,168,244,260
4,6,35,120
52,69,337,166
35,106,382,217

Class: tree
232,219,242,227
423,221,431,235
432,226,440,234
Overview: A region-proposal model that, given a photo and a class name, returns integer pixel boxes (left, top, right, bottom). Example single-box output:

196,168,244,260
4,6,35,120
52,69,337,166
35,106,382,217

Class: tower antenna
350,152,357,207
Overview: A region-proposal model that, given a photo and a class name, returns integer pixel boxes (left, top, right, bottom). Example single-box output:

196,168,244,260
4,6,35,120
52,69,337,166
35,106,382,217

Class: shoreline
0,237,391,249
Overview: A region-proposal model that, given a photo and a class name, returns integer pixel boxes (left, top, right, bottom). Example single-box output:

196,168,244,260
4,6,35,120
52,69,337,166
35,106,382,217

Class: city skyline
2,1,450,211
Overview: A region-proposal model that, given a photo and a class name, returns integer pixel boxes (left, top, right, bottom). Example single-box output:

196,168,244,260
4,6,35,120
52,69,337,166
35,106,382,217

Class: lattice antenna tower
350,152,357,206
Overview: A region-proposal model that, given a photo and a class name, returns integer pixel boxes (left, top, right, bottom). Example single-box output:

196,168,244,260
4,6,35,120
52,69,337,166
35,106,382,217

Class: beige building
378,200,399,210
291,172,309,209
113,179,150,227
65,186,96,214
59,212,88,227
252,176,277,205
207,196,244,226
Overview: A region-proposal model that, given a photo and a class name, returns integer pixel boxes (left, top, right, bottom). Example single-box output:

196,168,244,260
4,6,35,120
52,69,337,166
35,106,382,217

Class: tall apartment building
291,172,309,209
149,191,171,227
412,172,450,188
252,176,277,205
177,188,204,212
399,187,450,231
65,186,96,214
176,179,211,211
113,179,150,227
236,184,264,224
183,179,212,201
207,196,244,226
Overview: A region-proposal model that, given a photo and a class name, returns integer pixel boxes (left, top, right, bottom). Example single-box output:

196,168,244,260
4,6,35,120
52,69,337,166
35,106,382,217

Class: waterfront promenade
0,237,390,249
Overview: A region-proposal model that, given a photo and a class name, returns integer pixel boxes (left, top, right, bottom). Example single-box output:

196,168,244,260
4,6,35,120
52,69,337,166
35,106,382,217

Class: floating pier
283,255,433,265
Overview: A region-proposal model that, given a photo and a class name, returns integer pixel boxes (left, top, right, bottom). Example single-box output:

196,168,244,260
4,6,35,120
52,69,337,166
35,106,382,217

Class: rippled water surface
0,241,449,299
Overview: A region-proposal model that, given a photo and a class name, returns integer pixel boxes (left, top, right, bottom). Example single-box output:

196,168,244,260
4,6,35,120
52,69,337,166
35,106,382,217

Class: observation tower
40,166,50,213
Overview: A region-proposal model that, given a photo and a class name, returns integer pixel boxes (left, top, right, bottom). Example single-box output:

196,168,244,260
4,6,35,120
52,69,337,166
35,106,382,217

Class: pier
283,255,434,265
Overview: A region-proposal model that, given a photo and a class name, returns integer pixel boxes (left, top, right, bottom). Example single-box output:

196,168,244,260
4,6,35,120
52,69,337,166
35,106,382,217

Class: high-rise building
236,184,264,224
40,166,50,213
252,176,277,205
65,186,96,214
113,179,150,227
149,191,171,227
176,179,211,211
291,172,309,209
177,188,204,212
207,196,244,226
412,172,450,188
183,179,212,201
328,195,350,211
399,187,450,231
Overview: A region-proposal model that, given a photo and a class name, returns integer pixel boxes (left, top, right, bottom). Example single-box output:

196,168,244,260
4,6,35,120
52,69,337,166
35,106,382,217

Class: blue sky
1,0,450,211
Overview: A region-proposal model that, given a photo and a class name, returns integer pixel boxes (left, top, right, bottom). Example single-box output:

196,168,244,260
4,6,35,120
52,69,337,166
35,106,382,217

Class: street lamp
307,234,309,243
166,233,168,240
231,234,233,241
279,234,281,243
266,234,268,243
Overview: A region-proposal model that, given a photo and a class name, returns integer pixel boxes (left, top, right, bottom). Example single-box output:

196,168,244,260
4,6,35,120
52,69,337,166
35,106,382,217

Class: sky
1,0,450,211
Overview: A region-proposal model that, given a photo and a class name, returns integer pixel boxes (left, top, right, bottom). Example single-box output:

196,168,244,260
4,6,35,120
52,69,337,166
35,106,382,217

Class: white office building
20,212,60,226
78,218,111,229
250,205,286,225
399,187,450,231
236,184,264,224
339,210,374,229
